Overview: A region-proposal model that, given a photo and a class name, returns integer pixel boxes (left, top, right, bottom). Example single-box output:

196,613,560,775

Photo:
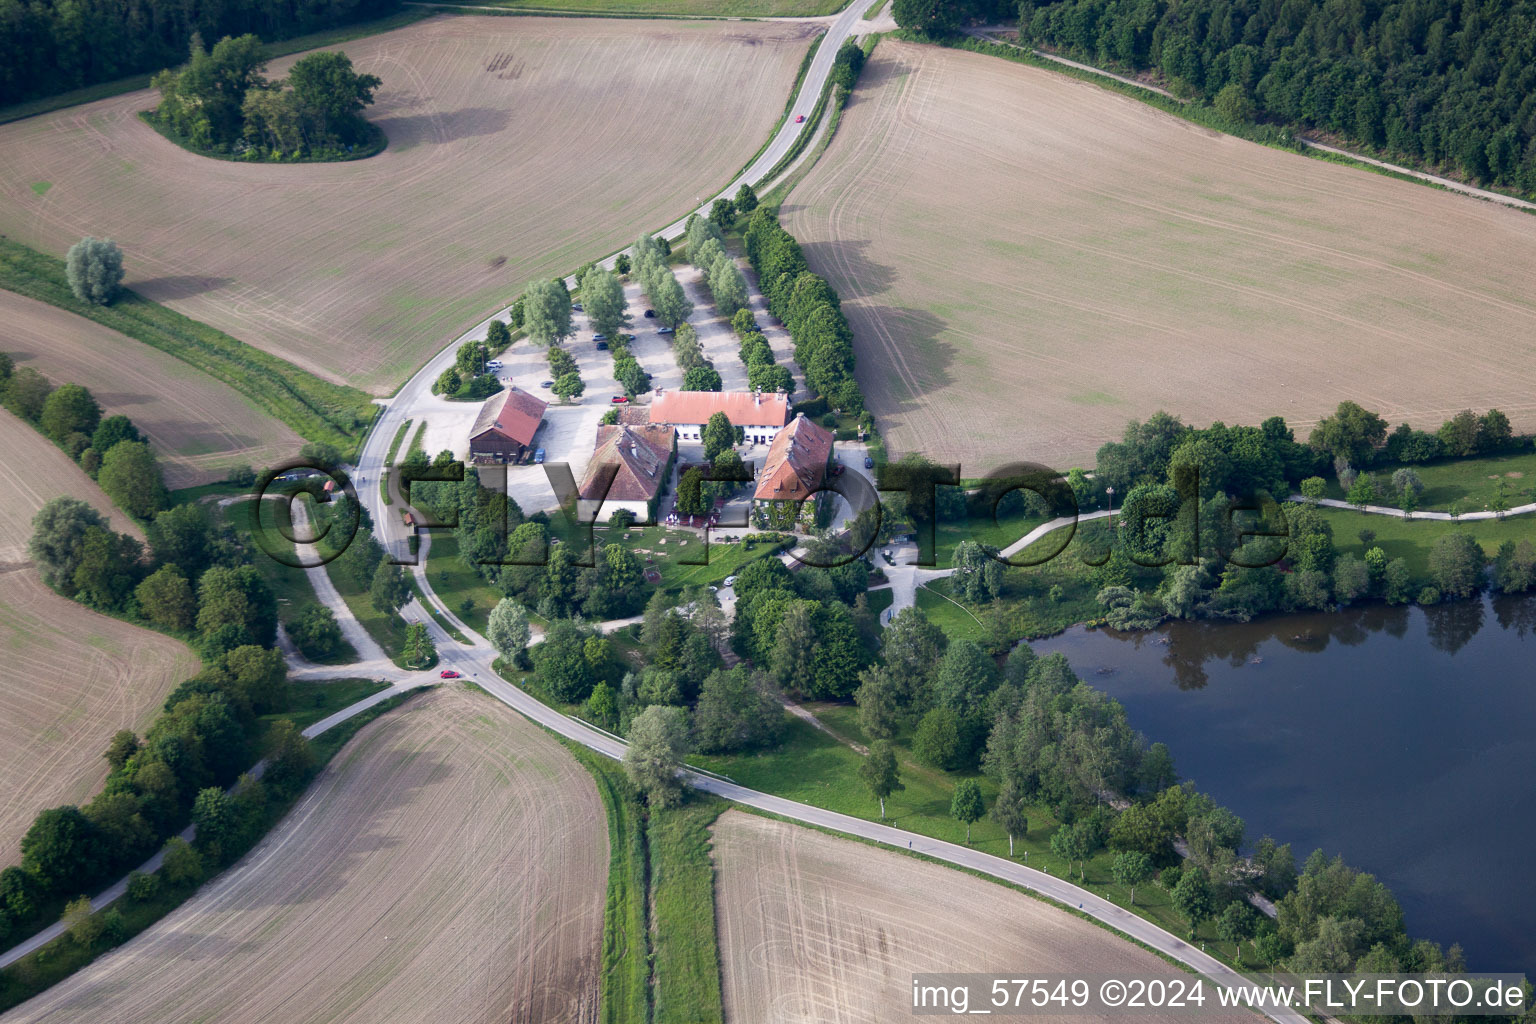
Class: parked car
795,114,805,123
723,575,738,587
864,455,875,468
440,670,460,679
708,585,719,593
657,326,675,335
643,309,656,318
572,302,583,311
486,359,503,369
540,380,554,388
593,332,607,341
620,333,636,342
596,340,608,350
534,448,546,464
611,395,629,404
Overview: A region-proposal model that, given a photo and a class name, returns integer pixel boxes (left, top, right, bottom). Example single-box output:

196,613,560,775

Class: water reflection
1034,593,1536,973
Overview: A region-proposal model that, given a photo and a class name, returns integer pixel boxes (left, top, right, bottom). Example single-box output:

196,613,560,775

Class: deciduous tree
858,739,903,819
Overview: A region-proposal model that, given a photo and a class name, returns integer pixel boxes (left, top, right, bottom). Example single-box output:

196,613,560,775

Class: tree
1428,532,1485,598
1346,475,1377,509
4,367,53,423
1112,851,1154,905
160,836,203,887
649,271,693,328
487,598,532,662
283,50,381,141
136,564,195,630
98,440,168,517
709,197,735,225
288,604,342,659
264,718,315,794
191,787,234,860
105,730,139,772
682,364,723,392
40,383,101,447
731,308,758,336
859,740,903,819
733,182,758,214
708,254,750,318
913,707,962,769
623,704,690,807
21,806,101,891
990,778,1029,856
933,639,999,718
677,467,706,516
1437,410,1480,457
854,666,902,741
1217,900,1258,951
65,237,125,305
1172,866,1215,936
1308,401,1387,466
485,318,511,352
951,540,1004,602
62,896,104,947
369,562,410,614
892,0,961,34
614,254,631,276
197,565,277,651
693,667,780,753
553,371,585,403
403,621,436,668
523,278,573,346
1050,822,1089,880
702,411,735,462
580,266,629,339
28,496,108,592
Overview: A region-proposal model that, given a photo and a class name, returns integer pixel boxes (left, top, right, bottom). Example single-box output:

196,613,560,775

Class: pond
1033,595,1536,974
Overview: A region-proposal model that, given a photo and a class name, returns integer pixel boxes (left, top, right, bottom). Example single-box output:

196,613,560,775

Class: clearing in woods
783,41,1536,471
0,15,820,393
2,686,607,1024
0,291,303,487
0,411,197,865
710,812,1251,1024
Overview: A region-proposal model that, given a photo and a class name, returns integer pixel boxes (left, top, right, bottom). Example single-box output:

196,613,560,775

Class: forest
0,0,399,108
1016,0,1536,193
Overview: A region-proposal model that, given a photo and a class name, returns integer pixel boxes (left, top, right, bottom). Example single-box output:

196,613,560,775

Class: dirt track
0,15,819,392
784,41,1536,471
0,291,303,486
711,811,1249,1024
1,686,606,1024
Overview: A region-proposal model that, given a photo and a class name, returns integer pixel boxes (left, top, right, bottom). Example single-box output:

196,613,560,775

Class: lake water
1033,595,1536,974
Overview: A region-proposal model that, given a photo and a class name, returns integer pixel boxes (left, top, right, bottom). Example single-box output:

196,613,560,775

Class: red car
611,395,629,403
439,669,460,679
795,114,806,123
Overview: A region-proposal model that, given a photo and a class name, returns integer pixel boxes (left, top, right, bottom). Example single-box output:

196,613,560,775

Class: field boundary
0,10,438,127
0,238,377,454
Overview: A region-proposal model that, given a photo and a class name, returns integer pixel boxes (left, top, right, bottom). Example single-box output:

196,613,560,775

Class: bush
124,870,160,905
65,237,125,305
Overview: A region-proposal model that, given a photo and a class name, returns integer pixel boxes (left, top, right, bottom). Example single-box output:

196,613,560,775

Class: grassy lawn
449,0,842,14
864,586,894,619
1318,506,1536,580
0,237,375,455
915,580,989,642
423,532,503,635
226,498,360,665
261,679,391,747
934,506,1045,566
650,799,726,1024
1320,449,1536,512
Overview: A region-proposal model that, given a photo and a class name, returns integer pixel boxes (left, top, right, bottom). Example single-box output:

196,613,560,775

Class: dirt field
3,686,606,1023
0,411,195,863
0,407,142,562
0,15,819,393
711,812,1249,1024
1,291,303,486
0,566,198,866
783,41,1536,471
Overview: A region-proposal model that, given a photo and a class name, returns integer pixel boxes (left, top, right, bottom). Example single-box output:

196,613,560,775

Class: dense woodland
0,0,398,108
894,0,1536,195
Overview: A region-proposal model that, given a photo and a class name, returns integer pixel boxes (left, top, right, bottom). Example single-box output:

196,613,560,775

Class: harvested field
1,291,302,486
471,0,842,13
0,15,820,393
711,811,1248,1024
0,411,194,863
0,566,198,865
2,686,607,1024
0,407,141,562
783,41,1536,471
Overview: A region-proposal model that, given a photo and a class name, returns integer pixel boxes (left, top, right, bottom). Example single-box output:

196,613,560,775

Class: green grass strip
0,237,377,455
649,799,726,1024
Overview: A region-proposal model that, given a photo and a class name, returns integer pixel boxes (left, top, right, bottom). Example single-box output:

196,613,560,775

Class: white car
722,575,737,588
486,359,503,369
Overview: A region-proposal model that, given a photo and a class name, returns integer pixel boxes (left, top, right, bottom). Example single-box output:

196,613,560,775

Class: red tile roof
649,389,790,428
754,414,834,501
579,424,675,503
469,387,548,448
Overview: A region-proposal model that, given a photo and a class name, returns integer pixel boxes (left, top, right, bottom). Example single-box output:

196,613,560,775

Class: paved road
1289,494,1536,521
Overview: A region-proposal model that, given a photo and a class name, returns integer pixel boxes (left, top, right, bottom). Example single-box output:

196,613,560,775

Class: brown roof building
577,423,676,521
753,413,834,502
649,389,790,445
468,386,548,461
